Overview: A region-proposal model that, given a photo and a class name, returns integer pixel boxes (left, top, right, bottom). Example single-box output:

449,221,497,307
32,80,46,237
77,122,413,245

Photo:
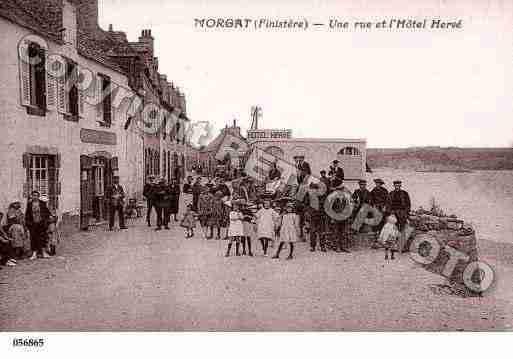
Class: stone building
199,120,249,177
0,0,190,232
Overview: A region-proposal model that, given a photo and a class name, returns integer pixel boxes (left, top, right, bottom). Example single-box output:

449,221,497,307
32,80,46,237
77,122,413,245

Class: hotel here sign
247,129,292,142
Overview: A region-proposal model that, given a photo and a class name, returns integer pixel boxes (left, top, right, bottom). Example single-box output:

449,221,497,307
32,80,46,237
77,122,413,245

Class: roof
0,0,63,43
202,127,247,154
0,0,133,75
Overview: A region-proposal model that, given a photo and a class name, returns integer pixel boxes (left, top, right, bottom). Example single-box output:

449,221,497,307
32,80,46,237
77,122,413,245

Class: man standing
370,178,389,232
108,176,127,231
387,180,411,232
294,155,311,184
25,190,51,259
143,175,155,227
327,178,352,253
192,177,203,211
329,160,344,181
352,180,372,215
319,170,330,192
268,161,281,181
154,178,172,231
169,178,181,222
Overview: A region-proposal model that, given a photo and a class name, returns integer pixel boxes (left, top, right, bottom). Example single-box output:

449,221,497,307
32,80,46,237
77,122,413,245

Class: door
80,155,94,229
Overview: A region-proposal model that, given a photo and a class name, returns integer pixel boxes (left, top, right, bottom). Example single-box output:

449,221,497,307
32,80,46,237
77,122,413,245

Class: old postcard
0,0,512,354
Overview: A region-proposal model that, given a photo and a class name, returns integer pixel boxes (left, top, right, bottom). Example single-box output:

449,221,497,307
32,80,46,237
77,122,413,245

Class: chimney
108,24,113,32
76,0,99,30
233,119,236,128
139,29,154,58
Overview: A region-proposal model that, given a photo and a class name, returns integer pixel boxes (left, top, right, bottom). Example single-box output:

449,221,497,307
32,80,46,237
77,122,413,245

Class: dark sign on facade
80,129,117,145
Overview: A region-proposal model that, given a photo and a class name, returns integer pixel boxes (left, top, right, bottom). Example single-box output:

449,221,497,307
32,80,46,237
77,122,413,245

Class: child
240,203,255,257
209,191,225,240
378,214,400,260
180,204,197,238
225,201,244,257
273,202,300,260
255,199,280,256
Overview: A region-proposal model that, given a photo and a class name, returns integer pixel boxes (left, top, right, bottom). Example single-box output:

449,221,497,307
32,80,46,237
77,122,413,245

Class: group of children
179,196,301,260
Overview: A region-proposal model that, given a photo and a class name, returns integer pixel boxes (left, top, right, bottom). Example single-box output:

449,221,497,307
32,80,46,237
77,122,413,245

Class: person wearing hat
328,160,344,181
25,190,51,259
387,180,411,232
370,178,389,233
143,175,156,227
153,178,170,231
225,199,245,257
267,161,282,182
273,201,300,260
4,201,27,258
191,176,203,212
198,185,215,238
108,176,127,231
294,155,311,185
352,180,372,216
326,178,351,253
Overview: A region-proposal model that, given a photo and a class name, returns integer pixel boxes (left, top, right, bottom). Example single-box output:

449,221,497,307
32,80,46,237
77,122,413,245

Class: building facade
0,0,191,232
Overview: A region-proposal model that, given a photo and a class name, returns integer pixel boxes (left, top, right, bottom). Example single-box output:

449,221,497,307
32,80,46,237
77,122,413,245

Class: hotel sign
247,129,292,141
80,129,117,145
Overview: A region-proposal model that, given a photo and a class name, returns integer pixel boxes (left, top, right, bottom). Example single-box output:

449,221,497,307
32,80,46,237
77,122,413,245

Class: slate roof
0,0,63,43
0,0,134,75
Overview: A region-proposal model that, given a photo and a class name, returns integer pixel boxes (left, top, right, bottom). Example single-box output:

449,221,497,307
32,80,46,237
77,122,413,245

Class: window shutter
111,157,119,171
46,71,57,108
22,153,30,168
96,75,103,118
78,81,84,117
57,67,67,113
19,49,31,106
56,181,62,196
56,153,61,168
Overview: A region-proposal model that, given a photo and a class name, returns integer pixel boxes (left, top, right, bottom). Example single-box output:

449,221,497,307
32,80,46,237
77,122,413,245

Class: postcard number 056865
12,338,45,347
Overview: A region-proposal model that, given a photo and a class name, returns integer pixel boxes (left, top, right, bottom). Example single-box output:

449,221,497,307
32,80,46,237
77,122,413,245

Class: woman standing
25,191,51,259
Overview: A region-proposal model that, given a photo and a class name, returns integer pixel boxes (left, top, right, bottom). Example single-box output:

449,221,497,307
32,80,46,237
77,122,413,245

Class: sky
99,0,513,148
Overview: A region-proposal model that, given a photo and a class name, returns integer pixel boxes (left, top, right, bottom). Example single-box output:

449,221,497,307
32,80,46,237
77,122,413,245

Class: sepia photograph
0,0,512,352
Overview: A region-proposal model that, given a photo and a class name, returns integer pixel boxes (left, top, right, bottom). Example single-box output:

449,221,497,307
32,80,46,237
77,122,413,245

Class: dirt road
1,215,512,331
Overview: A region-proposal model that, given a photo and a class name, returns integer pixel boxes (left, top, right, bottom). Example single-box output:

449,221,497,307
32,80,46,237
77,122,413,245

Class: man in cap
370,178,389,234
143,175,156,227
329,160,344,181
387,180,411,232
352,179,371,216
294,155,311,184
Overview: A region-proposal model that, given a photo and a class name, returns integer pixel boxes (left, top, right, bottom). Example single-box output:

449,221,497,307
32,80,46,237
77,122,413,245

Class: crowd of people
1,156,413,268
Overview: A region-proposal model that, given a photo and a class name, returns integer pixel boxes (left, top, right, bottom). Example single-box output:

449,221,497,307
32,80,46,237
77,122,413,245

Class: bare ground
1,215,512,331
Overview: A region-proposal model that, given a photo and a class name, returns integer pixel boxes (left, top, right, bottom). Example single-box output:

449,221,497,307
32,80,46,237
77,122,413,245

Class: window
93,159,105,196
339,147,361,156
20,43,47,115
97,74,112,127
29,155,49,197
24,153,60,210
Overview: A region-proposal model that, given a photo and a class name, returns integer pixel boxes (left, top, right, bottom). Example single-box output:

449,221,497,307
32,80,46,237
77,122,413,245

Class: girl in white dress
255,199,280,256
225,201,244,257
378,214,400,260
273,203,300,260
